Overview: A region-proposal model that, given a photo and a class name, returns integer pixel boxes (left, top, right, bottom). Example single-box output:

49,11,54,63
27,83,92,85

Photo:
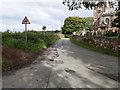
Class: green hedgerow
2,31,60,52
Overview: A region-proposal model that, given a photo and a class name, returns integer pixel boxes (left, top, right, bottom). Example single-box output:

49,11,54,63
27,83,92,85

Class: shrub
27,31,40,43
2,32,13,41
2,38,17,48
12,32,24,39
14,39,27,50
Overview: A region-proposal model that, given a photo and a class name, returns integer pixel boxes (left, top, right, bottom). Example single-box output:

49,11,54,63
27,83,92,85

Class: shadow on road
58,39,119,83
2,47,72,88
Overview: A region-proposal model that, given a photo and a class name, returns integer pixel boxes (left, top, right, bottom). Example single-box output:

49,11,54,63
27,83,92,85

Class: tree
83,17,93,30
112,1,120,29
62,16,85,34
62,0,118,10
62,0,119,29
112,1,120,38
63,0,112,10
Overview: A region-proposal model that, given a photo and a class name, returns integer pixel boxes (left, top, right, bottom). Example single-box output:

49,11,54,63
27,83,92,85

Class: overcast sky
1,0,93,32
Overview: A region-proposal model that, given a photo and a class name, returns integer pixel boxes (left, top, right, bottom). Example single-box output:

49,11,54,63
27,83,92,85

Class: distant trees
62,17,85,34
61,16,93,34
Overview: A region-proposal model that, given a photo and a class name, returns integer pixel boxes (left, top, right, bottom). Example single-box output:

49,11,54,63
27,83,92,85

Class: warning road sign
22,16,31,43
22,16,30,24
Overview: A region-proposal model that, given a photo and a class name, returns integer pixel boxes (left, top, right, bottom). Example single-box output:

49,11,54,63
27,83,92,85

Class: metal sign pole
25,24,27,43
22,16,30,44
44,30,45,40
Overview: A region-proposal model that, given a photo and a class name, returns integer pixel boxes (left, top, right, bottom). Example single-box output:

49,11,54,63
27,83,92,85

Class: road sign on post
42,26,47,40
22,16,30,43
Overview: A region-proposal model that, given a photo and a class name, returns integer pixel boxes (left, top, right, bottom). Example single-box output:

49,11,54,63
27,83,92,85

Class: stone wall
72,35,120,51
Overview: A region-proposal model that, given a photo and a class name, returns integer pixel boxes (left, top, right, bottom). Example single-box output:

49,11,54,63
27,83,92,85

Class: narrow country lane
2,38,119,88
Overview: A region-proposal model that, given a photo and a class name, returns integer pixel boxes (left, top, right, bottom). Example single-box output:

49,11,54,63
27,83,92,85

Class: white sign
22,16,30,24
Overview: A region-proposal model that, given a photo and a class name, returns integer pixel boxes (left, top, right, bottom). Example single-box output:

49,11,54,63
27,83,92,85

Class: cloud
1,0,93,32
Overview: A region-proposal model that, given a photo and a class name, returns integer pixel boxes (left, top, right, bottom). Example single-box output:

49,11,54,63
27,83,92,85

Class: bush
12,32,24,39
14,39,27,50
2,38,17,48
25,40,46,52
2,31,13,41
27,31,40,43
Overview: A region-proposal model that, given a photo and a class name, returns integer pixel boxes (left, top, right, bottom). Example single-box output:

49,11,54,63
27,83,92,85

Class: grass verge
70,37,119,57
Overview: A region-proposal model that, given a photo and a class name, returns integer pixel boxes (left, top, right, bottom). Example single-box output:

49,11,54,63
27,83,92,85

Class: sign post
42,26,47,40
22,16,30,43
25,24,27,43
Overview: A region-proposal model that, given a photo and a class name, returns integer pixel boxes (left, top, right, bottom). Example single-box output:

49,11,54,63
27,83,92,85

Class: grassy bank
70,37,119,57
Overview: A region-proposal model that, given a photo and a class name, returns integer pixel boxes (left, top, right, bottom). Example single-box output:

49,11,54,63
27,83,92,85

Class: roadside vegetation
2,30,60,52
2,30,60,71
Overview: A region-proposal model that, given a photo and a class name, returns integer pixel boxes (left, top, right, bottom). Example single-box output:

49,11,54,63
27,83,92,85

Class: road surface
2,38,119,88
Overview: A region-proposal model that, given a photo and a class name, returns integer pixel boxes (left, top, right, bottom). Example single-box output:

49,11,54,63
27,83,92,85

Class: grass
70,37,119,57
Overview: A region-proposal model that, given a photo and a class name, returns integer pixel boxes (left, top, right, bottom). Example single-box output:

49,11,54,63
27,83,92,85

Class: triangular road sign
22,16,30,24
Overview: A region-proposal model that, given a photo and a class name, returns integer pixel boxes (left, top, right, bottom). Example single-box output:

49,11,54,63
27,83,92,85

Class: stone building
93,0,118,35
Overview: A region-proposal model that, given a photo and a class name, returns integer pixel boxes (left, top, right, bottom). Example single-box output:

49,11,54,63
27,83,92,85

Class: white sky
0,0,93,32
